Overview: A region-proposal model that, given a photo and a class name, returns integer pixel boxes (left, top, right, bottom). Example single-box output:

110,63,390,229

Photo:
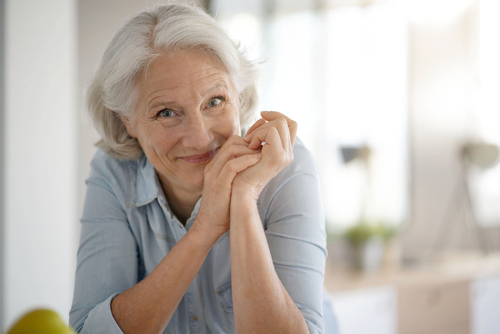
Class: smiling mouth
179,148,218,164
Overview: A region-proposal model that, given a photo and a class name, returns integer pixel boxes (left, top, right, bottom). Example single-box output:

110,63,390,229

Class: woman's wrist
190,216,226,249
231,186,260,205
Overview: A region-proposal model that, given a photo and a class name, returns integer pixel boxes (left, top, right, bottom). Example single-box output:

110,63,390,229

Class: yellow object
7,309,76,334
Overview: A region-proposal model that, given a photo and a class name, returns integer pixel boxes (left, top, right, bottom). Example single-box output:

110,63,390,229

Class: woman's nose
181,113,213,149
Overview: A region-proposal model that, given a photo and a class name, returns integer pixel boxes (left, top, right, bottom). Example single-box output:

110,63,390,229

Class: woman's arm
229,192,310,334
230,112,313,333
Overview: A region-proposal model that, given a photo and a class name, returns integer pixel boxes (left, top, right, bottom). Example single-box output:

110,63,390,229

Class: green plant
372,222,397,242
344,223,374,246
344,221,396,246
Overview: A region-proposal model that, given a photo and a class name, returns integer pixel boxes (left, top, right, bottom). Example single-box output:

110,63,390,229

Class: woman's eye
157,109,175,118
207,97,223,108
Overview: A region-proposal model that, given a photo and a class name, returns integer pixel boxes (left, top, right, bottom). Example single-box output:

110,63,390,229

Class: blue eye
207,97,223,108
157,109,175,118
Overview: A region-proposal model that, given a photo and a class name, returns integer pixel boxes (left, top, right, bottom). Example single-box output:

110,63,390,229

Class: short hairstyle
87,3,260,160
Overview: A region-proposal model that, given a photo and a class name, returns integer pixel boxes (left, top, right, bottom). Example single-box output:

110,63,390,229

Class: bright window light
322,4,408,231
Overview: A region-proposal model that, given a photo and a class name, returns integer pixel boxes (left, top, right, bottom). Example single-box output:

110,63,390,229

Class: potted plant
344,222,396,273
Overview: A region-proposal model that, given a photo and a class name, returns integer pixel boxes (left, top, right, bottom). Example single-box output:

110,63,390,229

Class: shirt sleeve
69,154,139,334
260,140,328,334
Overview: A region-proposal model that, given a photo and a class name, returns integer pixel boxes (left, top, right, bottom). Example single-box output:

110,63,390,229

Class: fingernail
244,134,252,142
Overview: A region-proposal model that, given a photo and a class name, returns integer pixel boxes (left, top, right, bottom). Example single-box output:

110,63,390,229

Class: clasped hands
194,111,297,242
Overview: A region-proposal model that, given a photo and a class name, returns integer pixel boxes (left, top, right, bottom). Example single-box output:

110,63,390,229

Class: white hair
87,2,260,160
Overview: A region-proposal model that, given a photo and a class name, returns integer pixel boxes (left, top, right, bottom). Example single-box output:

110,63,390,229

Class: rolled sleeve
73,293,123,334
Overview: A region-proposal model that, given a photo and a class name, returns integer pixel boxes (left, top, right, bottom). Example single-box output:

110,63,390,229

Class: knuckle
227,145,241,156
223,135,239,147
277,118,288,127
229,134,241,141
226,160,237,172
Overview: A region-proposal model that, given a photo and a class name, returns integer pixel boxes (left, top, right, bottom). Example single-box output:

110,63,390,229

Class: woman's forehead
140,51,230,87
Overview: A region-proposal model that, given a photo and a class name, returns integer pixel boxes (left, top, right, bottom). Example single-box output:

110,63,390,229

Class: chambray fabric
69,138,335,334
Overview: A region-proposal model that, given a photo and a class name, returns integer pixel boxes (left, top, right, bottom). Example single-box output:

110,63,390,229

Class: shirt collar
135,156,203,226
185,197,202,230
136,156,163,207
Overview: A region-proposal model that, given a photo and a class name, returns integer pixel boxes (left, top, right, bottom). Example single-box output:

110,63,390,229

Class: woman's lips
179,148,217,163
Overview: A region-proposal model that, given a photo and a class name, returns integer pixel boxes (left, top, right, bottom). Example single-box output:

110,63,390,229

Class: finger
248,126,284,152
205,135,248,172
244,118,281,143
274,117,291,153
246,118,290,150
205,138,260,177
245,114,295,146
218,154,261,186
245,118,267,139
260,111,297,147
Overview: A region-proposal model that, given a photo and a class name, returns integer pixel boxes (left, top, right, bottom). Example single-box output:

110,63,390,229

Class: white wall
0,0,6,329
3,0,78,330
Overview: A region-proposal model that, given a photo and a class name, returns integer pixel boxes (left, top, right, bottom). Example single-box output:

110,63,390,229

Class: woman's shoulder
290,137,318,173
87,149,143,191
259,137,320,203
257,137,325,227
271,137,319,185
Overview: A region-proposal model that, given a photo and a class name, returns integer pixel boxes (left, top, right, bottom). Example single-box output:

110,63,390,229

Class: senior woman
70,3,334,334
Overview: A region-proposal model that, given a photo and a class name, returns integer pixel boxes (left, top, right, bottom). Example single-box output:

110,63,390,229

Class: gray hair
87,3,260,160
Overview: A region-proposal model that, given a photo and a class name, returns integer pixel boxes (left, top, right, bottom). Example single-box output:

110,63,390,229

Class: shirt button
192,315,199,321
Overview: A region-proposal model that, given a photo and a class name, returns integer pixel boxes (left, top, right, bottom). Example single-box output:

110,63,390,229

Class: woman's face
122,50,241,196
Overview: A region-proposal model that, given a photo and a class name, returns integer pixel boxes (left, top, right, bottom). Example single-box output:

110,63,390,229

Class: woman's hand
232,111,297,200
193,135,262,243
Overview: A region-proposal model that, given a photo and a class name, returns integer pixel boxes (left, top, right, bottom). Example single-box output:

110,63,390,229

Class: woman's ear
120,114,137,138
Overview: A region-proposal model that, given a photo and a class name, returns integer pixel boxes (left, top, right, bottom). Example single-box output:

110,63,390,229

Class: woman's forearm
229,192,309,334
110,223,217,334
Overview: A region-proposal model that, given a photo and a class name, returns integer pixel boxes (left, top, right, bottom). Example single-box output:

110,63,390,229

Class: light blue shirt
70,138,333,334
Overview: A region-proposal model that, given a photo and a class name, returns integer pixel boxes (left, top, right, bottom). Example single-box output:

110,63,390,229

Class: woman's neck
160,180,202,226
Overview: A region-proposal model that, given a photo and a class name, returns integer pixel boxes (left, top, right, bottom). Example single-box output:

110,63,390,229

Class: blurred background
1,0,500,333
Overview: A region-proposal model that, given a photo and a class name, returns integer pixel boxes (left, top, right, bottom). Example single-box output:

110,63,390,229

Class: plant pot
354,236,385,273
